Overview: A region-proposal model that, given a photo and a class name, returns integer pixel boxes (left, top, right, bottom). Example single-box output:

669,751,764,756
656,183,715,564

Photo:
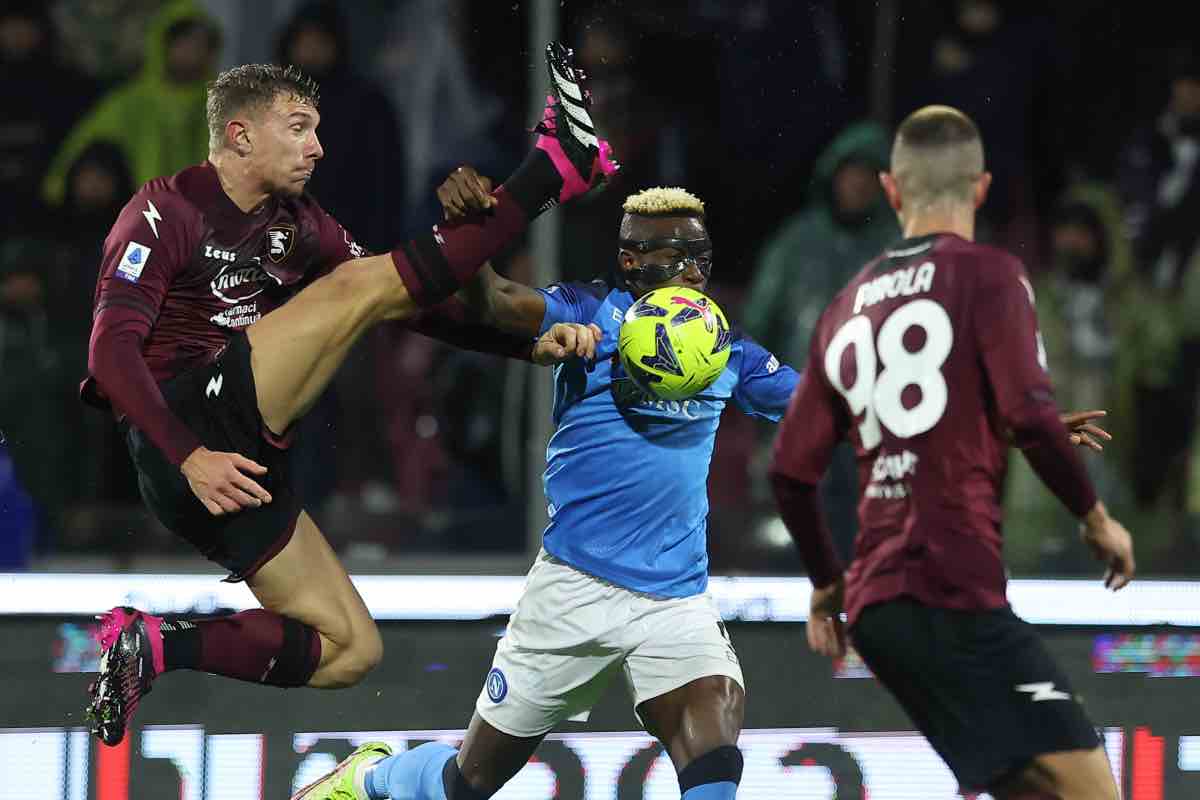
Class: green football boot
289,741,393,800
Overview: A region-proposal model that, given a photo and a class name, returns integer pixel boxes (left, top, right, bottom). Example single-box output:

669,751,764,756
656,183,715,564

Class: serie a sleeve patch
116,241,152,282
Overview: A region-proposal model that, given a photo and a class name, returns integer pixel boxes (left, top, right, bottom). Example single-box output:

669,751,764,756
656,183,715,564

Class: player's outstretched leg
247,41,616,437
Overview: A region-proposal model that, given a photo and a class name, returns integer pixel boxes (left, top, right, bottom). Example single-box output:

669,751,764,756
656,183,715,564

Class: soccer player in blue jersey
292,180,798,800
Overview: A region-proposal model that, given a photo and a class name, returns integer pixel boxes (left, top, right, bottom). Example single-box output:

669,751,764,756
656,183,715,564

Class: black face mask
615,236,713,292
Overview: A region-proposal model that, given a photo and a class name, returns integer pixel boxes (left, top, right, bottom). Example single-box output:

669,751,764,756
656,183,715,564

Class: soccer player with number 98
769,105,1134,799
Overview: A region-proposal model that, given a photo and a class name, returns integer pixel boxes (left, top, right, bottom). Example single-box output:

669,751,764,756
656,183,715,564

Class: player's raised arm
975,259,1134,588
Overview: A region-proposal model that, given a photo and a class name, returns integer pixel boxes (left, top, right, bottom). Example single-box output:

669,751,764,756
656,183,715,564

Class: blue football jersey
537,281,800,596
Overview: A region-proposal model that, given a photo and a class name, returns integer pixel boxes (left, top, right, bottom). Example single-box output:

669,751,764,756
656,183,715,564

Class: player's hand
1061,409,1112,452
1081,501,1135,590
180,446,273,516
533,322,603,366
807,577,847,659
437,165,497,220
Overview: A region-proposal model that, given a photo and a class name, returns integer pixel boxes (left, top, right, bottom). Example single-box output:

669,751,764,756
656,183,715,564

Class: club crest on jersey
265,224,296,264
486,668,508,702
205,244,236,262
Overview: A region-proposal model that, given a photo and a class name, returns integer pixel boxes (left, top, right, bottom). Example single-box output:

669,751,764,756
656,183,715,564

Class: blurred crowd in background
3,0,1200,578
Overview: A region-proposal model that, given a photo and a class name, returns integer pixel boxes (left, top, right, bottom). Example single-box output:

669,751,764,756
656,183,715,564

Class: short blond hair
891,105,984,210
622,187,705,218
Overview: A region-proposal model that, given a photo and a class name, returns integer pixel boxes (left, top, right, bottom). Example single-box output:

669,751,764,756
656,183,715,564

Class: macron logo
206,374,224,399
142,200,162,239
1016,682,1071,702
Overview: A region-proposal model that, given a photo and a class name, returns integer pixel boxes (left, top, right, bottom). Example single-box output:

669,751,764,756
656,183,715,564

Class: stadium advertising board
2,618,1198,798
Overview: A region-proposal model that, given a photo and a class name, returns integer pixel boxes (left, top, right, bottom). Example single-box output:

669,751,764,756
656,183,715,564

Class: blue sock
682,782,738,799
678,745,743,800
366,742,456,800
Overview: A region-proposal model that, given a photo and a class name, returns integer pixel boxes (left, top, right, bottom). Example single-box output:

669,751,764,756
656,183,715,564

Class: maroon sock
390,185,528,308
161,610,321,687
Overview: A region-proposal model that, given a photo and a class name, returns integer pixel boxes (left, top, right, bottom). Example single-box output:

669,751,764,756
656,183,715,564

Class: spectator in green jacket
42,0,220,206
744,121,900,369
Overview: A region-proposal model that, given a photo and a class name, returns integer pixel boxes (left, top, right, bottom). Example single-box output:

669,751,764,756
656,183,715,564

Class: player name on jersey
853,261,936,313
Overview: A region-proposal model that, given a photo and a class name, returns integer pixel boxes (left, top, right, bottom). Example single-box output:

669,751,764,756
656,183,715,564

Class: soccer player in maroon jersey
82,47,617,747
769,105,1134,799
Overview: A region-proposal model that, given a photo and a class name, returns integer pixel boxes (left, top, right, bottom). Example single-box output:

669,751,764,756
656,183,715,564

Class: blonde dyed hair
622,187,705,217
891,105,984,211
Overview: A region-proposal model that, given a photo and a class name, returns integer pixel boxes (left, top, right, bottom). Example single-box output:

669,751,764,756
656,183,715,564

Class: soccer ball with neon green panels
617,286,733,401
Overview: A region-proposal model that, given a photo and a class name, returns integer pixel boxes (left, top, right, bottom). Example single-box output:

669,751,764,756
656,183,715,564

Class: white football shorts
475,549,745,738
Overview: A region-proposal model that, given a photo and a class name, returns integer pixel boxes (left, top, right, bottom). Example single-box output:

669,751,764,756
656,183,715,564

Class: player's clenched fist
533,322,603,366
180,446,273,516
438,165,497,220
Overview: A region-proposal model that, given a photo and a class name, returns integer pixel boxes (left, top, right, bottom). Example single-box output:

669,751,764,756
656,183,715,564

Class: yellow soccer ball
618,286,732,401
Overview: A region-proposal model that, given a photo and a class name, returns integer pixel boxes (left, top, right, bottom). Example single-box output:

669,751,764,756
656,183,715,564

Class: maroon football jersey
82,161,366,463
90,161,362,386
771,233,1096,624
85,161,539,466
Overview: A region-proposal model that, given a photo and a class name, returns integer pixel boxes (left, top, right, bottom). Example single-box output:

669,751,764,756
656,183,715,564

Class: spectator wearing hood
41,0,220,206
0,1,98,237
275,0,405,252
744,121,899,368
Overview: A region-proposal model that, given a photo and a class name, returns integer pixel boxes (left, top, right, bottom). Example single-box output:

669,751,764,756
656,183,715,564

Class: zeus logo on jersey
1015,682,1072,702
116,242,151,282
141,200,162,239
205,245,236,262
